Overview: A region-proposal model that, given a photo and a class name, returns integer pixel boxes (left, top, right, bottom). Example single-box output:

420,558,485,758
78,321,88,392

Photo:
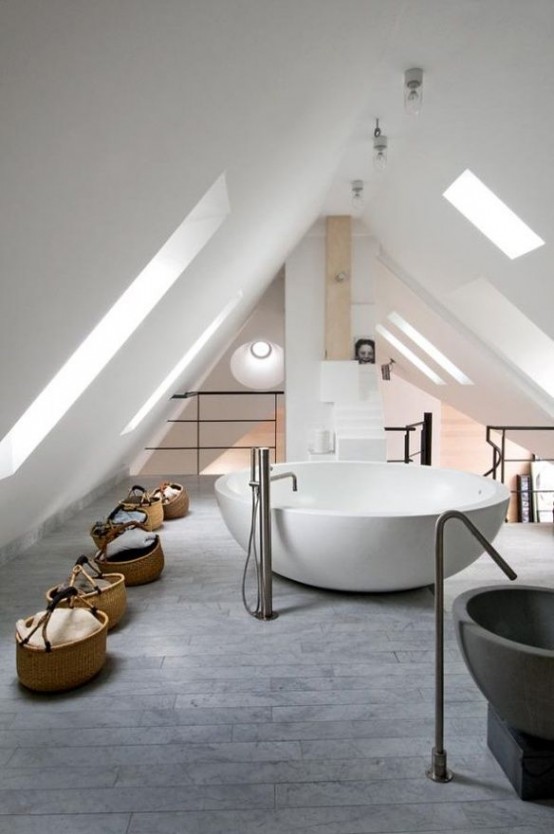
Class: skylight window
387,311,473,385
121,293,243,435
443,169,544,259
0,174,230,480
448,278,554,400
376,325,446,385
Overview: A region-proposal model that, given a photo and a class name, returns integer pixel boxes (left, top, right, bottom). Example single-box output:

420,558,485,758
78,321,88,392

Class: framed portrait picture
354,337,375,364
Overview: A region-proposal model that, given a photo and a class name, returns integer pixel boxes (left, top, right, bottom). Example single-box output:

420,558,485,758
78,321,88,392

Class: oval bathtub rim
214,461,510,519
453,583,554,659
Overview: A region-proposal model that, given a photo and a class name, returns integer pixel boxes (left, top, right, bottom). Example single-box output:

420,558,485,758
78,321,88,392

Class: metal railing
485,424,554,481
145,390,284,475
146,395,432,472
385,411,433,465
484,424,554,522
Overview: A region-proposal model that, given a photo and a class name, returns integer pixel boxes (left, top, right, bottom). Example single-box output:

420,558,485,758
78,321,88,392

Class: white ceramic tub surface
215,461,509,592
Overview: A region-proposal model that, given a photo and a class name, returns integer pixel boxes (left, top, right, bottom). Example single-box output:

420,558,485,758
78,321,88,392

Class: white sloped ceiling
1,0,553,552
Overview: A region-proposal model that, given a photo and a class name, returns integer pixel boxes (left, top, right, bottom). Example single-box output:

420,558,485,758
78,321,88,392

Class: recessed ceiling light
387,312,473,385
443,169,544,259
0,174,230,479
376,325,446,385
250,340,272,359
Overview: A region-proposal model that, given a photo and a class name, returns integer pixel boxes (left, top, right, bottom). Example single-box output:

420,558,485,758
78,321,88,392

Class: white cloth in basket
16,608,102,648
110,507,148,525
104,528,156,558
163,485,180,499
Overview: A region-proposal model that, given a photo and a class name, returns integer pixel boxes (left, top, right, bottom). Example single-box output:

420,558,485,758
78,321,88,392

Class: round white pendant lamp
230,340,284,390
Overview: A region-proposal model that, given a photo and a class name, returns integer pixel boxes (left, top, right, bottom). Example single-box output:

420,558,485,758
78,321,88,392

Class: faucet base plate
254,611,279,621
426,766,453,783
426,748,453,783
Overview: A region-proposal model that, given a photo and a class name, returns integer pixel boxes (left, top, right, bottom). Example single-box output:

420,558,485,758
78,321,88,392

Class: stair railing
145,390,284,474
385,411,433,465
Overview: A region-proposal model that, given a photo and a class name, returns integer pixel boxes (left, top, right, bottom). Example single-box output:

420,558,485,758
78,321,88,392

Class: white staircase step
318,359,387,463
335,408,384,423
335,436,387,462
337,428,386,439
335,404,383,416
308,450,336,461
336,410,383,423
336,415,384,432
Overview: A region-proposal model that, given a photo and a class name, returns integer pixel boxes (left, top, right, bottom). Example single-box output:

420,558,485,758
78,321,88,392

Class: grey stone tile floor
1,474,554,833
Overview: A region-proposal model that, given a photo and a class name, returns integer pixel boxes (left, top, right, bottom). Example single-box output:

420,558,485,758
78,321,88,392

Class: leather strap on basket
68,559,104,595
94,518,149,549
75,554,103,577
17,587,99,652
91,519,118,543
95,520,149,562
123,485,153,507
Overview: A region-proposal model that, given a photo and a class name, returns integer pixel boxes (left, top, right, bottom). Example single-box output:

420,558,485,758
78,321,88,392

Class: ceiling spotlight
404,67,423,115
250,340,272,359
351,179,364,214
373,119,388,171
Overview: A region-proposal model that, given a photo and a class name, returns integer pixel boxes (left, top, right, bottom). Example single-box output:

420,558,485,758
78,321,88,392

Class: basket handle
69,563,104,594
107,503,149,523
17,587,102,653
95,519,149,550
18,587,80,652
47,586,79,611
106,520,148,535
125,485,147,499
123,485,154,507
96,520,150,561
75,554,103,578
47,584,99,614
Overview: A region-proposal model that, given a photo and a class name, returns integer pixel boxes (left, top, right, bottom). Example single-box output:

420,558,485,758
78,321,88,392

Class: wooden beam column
325,215,352,360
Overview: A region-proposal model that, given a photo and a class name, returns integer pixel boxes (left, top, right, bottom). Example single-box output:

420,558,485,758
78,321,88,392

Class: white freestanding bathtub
214,461,509,592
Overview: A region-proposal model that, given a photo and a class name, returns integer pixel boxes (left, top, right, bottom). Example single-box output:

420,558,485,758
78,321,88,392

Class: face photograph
354,338,375,364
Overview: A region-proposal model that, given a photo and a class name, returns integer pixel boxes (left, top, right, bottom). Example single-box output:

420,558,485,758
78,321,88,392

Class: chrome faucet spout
269,471,298,491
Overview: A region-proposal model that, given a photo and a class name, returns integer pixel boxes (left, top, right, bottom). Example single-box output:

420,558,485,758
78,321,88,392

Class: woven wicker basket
45,557,126,630
16,588,109,693
90,505,149,550
154,482,190,520
120,485,164,531
94,535,164,586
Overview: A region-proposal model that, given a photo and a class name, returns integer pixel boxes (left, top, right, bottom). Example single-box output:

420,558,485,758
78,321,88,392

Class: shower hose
241,484,262,617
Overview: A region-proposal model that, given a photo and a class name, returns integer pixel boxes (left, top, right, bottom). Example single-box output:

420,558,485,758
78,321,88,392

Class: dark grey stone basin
453,585,554,740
